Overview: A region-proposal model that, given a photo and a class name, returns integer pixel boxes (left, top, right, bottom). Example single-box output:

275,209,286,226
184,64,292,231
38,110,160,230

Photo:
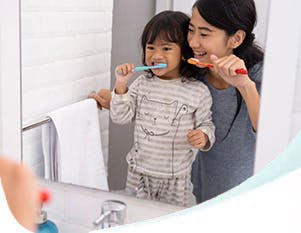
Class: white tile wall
21,2,114,231
21,1,112,177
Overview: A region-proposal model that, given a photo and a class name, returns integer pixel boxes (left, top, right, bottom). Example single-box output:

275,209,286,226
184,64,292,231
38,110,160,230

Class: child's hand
187,129,209,149
210,54,252,88
115,63,135,84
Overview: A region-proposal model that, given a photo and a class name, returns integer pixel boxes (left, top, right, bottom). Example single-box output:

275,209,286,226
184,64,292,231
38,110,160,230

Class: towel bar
22,117,51,132
22,95,96,132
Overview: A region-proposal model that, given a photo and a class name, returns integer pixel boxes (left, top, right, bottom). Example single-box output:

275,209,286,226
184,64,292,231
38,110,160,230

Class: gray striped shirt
110,75,215,179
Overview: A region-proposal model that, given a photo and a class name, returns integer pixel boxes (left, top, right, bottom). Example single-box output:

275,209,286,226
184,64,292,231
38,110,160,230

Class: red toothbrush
187,58,248,75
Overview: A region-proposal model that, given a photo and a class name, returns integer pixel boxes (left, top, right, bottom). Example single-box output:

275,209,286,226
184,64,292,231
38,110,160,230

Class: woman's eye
200,33,208,37
188,27,194,32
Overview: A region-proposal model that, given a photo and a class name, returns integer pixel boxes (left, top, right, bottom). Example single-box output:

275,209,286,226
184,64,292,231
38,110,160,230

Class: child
188,0,264,203
110,10,215,207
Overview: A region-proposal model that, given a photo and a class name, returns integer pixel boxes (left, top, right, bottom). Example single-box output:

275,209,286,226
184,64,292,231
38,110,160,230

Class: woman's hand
88,89,112,110
210,54,253,88
187,129,209,149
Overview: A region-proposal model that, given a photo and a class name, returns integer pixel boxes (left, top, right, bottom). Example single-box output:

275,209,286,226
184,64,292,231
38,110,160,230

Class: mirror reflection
21,0,269,207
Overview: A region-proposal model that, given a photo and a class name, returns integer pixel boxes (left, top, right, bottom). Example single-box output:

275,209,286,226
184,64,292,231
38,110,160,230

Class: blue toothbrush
134,63,167,72
117,63,167,74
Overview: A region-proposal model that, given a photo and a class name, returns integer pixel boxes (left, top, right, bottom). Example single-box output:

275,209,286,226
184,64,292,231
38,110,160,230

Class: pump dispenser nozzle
36,190,58,233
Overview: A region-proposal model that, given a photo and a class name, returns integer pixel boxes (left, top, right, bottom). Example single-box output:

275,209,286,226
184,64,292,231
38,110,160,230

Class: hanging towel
42,99,108,191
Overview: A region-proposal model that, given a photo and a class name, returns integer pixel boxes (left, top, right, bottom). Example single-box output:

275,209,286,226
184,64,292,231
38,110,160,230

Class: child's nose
152,50,164,59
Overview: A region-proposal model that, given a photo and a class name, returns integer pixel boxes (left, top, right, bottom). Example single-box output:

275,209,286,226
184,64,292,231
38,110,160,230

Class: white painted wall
21,0,113,176
290,36,301,141
254,0,301,172
253,0,270,47
0,0,22,161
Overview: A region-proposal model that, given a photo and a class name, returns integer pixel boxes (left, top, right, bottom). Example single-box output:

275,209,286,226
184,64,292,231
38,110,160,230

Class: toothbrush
117,63,167,74
187,58,248,75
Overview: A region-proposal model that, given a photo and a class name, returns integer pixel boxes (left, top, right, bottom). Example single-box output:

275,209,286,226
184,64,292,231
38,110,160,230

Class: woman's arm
210,54,261,131
238,80,260,131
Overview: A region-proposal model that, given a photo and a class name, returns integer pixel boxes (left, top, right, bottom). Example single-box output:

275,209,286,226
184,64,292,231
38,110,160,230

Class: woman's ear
229,30,246,49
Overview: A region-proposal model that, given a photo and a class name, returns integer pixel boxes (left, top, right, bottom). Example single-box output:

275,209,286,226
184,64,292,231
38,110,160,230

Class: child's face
145,38,181,80
187,8,233,63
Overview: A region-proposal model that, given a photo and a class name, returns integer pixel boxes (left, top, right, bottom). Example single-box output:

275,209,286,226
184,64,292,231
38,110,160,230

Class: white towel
42,99,108,191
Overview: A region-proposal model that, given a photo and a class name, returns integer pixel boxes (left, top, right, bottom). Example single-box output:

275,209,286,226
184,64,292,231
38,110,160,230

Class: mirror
20,0,270,207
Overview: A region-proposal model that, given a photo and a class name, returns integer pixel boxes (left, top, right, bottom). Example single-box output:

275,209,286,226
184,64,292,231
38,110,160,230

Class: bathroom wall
291,39,301,140
108,0,156,190
21,0,113,175
0,0,22,160
254,0,301,172
0,64,2,153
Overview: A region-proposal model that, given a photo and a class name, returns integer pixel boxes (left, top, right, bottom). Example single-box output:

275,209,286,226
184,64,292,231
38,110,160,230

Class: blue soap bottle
36,190,58,233
37,210,58,233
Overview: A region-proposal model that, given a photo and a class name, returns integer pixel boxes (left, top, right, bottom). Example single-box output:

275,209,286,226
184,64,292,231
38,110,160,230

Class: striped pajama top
110,75,215,179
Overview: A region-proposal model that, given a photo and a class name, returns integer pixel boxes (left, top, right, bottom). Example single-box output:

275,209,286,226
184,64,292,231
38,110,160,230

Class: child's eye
163,47,172,51
146,45,154,50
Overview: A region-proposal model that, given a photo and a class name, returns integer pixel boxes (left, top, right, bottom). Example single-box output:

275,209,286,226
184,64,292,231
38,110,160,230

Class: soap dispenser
37,190,59,233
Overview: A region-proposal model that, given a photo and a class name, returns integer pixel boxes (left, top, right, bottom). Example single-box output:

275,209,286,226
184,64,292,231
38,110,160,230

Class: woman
187,0,263,203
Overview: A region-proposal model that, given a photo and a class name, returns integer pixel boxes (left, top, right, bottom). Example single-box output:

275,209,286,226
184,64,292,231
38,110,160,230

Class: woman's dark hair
193,0,264,69
193,0,264,140
141,10,204,80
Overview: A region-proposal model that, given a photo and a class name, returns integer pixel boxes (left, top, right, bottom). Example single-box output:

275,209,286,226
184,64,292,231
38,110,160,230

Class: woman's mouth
194,51,207,59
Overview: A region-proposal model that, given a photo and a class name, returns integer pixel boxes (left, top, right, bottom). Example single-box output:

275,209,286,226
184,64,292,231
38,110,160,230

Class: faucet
93,200,127,229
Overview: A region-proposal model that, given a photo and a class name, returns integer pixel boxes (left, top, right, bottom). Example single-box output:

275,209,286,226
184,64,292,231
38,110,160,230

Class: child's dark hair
193,0,264,141
141,10,203,80
193,0,264,69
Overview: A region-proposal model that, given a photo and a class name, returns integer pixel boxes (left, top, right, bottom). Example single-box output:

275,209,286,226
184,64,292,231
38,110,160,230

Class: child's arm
114,63,135,94
187,88,215,151
110,63,139,124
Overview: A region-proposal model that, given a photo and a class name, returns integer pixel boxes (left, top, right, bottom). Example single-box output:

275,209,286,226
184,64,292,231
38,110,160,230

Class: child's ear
229,30,246,49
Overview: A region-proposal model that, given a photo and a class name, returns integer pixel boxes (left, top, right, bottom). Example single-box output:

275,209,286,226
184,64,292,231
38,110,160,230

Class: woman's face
187,8,233,63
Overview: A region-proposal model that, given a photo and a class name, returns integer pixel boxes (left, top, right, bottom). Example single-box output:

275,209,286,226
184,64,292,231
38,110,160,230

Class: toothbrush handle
235,68,248,75
134,66,148,72
117,66,146,74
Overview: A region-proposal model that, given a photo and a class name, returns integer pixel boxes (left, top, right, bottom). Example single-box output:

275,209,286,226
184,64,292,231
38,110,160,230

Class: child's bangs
146,24,180,44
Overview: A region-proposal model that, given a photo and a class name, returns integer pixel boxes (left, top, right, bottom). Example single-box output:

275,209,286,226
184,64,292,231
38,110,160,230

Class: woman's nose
188,33,200,49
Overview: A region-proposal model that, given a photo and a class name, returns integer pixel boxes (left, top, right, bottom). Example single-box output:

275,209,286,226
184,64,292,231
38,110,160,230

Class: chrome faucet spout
93,210,111,228
93,200,127,229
